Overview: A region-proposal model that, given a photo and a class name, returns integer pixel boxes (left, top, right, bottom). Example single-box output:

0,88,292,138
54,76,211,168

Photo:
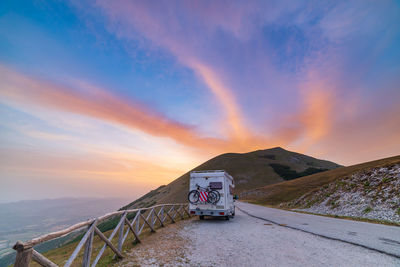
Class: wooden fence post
151,208,155,228
13,241,32,267
118,212,126,253
82,223,95,267
136,210,140,234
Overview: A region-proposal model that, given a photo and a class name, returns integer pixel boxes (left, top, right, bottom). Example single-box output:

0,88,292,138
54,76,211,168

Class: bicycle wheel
207,190,220,204
188,190,200,204
212,190,220,203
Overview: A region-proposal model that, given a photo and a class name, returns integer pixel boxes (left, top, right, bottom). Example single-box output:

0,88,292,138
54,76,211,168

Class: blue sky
1,0,399,202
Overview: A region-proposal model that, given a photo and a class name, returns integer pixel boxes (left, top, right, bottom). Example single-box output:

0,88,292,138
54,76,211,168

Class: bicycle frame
195,183,211,192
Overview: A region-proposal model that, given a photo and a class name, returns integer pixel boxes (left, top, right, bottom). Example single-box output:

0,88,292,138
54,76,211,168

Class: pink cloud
92,0,253,139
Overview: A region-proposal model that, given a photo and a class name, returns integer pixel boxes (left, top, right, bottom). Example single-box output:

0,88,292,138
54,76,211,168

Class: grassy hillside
240,155,400,206
122,147,340,209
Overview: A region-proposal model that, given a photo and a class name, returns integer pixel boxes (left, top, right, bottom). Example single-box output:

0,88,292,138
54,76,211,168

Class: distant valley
0,197,129,265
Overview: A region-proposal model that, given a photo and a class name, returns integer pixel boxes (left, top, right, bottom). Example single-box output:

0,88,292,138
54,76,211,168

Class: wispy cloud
0,65,222,149
189,61,248,140
1,64,294,154
91,0,253,140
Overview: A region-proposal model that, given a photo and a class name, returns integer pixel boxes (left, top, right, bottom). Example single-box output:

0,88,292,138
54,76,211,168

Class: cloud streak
1,64,292,153
92,0,252,140
190,61,248,140
0,65,219,149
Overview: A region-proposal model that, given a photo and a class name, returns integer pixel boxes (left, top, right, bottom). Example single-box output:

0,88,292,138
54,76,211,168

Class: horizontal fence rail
13,203,191,267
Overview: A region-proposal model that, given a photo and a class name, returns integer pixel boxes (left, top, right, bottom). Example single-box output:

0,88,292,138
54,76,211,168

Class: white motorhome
188,170,235,220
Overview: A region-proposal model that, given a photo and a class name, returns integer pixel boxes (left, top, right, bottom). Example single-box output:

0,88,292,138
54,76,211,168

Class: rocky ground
284,164,400,222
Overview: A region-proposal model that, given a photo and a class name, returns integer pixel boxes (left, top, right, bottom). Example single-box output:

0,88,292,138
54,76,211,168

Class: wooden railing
12,203,191,267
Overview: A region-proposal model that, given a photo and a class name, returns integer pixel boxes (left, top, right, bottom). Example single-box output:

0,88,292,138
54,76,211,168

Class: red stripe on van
199,191,208,202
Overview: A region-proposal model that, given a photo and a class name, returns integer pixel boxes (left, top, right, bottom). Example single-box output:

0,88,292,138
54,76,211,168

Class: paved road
120,203,400,266
237,201,400,258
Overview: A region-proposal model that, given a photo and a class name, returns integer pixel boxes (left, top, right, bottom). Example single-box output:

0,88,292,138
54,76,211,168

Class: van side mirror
233,195,238,200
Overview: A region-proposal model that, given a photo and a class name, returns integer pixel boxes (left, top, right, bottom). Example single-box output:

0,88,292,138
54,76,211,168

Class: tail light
219,212,224,215
190,211,195,214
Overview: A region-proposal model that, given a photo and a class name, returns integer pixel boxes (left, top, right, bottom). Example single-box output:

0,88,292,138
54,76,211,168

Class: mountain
240,155,400,221
122,147,341,209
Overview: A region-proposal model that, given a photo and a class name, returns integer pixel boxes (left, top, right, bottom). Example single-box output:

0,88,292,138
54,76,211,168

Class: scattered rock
285,164,400,223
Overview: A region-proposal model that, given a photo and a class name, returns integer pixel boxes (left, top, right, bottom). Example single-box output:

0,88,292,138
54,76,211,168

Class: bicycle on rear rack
188,183,220,205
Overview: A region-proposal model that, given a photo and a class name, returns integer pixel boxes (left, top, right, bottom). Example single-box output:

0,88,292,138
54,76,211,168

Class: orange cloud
0,65,223,150
89,2,251,143
300,84,334,142
311,102,400,165
189,61,249,140
0,65,301,156
277,72,336,154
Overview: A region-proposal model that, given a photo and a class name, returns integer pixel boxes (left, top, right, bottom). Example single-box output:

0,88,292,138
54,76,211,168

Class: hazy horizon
0,196,132,204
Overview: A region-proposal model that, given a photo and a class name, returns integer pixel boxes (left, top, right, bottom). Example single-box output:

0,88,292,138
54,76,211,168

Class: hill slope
284,158,400,222
240,155,400,211
122,147,340,209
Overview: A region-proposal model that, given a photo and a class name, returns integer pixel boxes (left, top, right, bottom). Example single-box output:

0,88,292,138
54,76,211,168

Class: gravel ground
117,209,400,266
116,220,191,267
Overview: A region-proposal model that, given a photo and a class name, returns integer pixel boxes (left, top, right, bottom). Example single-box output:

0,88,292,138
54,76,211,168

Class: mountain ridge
122,147,341,209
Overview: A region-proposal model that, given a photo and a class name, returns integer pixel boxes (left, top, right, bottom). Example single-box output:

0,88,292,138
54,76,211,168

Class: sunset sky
1,1,399,202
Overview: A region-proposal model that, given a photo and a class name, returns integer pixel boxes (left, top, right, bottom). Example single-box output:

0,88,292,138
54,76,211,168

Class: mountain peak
124,148,341,209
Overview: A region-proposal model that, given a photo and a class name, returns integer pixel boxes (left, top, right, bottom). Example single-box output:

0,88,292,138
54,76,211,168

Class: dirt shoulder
115,218,193,267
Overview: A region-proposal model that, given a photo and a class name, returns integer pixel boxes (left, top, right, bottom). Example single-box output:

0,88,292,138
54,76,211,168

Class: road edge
236,206,400,259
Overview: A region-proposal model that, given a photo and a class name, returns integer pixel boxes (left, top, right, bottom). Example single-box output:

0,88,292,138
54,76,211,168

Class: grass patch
363,206,372,213
259,154,276,160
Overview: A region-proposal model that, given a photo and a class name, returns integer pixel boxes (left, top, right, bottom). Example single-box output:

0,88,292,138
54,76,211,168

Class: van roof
190,170,234,183
191,170,225,173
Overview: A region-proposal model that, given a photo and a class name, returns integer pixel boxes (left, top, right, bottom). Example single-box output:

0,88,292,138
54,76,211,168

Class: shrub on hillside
269,163,328,180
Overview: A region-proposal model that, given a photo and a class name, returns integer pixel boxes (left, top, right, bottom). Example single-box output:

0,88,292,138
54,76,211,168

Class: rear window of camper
209,182,223,190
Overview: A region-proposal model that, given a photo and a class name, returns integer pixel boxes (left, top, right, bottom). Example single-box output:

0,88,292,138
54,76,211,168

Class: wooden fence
13,203,191,267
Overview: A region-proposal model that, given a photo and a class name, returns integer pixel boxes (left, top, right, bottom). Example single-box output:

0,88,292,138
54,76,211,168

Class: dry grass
240,155,400,206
